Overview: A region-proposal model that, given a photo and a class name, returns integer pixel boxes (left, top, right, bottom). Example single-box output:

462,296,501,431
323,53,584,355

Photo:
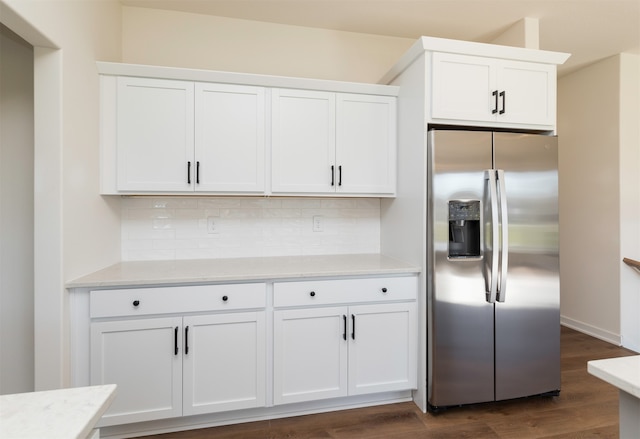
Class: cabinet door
116,77,194,191
90,317,183,426
497,60,556,126
431,52,496,123
182,312,266,416
195,83,265,193
271,89,336,193
273,307,348,404
348,302,417,395
336,94,396,195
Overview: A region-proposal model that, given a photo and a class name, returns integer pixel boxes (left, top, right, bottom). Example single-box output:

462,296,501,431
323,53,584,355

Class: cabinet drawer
274,276,417,308
90,283,266,318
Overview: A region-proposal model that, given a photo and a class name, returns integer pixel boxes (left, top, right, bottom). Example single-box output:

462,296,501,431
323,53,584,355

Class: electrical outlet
312,215,324,232
207,216,219,234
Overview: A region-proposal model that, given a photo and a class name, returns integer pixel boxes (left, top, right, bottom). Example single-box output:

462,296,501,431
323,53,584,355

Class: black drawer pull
187,161,191,184
381,288,387,293
351,314,356,340
343,315,347,340
331,165,335,186
185,326,189,355
492,90,499,114
222,295,228,302
174,326,179,355
132,300,140,307
310,291,316,297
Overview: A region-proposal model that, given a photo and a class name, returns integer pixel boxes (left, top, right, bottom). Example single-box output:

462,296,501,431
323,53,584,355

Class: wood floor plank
136,328,636,439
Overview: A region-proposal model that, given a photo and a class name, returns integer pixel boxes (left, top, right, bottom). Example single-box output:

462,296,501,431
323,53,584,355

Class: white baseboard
561,316,621,346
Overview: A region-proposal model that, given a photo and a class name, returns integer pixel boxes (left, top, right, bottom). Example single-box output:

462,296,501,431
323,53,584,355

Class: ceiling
121,0,640,75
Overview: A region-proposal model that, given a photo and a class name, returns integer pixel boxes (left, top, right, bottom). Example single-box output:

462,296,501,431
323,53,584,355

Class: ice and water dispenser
448,200,481,259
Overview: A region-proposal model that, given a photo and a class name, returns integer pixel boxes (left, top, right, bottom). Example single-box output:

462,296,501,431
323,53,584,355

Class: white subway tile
122,196,381,261
153,198,198,209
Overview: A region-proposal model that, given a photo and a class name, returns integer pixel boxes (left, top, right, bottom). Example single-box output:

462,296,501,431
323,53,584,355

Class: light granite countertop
0,384,116,439
66,254,421,289
588,355,640,398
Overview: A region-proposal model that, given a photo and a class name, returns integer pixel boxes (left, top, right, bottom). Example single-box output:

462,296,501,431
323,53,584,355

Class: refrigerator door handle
496,169,509,302
485,170,499,304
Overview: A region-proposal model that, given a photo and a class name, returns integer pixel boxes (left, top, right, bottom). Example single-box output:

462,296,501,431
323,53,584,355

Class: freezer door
428,130,495,408
493,133,560,401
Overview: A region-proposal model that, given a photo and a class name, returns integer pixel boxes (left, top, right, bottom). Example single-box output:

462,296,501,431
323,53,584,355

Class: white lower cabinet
182,312,266,416
347,303,416,396
274,307,348,404
89,284,266,426
273,277,417,405
81,275,417,430
91,317,183,425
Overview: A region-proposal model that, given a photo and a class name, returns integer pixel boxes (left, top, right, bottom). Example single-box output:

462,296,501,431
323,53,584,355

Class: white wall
122,6,413,83
0,25,34,394
0,0,122,389
558,54,640,349
618,53,640,351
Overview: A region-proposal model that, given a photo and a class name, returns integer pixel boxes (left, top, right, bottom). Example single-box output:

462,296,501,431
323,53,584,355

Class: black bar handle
338,165,342,186
185,326,189,355
331,165,335,186
351,314,355,340
343,315,347,340
174,326,179,355
492,90,499,114
499,91,506,114
187,161,191,184
196,161,200,184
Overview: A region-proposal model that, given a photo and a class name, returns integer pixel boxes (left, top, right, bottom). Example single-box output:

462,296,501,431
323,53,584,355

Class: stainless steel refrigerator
427,129,560,411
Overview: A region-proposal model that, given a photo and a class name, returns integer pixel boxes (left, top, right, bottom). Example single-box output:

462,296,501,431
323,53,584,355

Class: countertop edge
587,356,640,398
66,254,421,290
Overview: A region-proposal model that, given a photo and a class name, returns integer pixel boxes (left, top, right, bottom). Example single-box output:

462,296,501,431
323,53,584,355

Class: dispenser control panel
448,201,480,221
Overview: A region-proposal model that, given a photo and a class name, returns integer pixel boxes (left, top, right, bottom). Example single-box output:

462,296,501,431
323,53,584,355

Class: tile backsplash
121,197,381,261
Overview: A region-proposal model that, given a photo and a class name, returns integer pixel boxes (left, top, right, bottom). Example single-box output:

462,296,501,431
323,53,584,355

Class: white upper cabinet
100,64,398,197
116,77,194,192
271,89,336,194
431,52,556,128
271,89,396,196
195,83,265,193
497,60,556,126
109,77,265,194
336,94,396,194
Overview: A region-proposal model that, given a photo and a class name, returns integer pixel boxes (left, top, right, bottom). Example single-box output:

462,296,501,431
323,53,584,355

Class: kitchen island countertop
0,384,116,439
66,253,421,289
588,355,640,398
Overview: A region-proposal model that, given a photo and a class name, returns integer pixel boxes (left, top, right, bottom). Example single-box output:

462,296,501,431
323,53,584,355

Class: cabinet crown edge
380,35,571,85
96,61,399,96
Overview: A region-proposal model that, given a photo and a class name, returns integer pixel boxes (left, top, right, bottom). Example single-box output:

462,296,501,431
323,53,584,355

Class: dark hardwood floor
140,327,636,439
